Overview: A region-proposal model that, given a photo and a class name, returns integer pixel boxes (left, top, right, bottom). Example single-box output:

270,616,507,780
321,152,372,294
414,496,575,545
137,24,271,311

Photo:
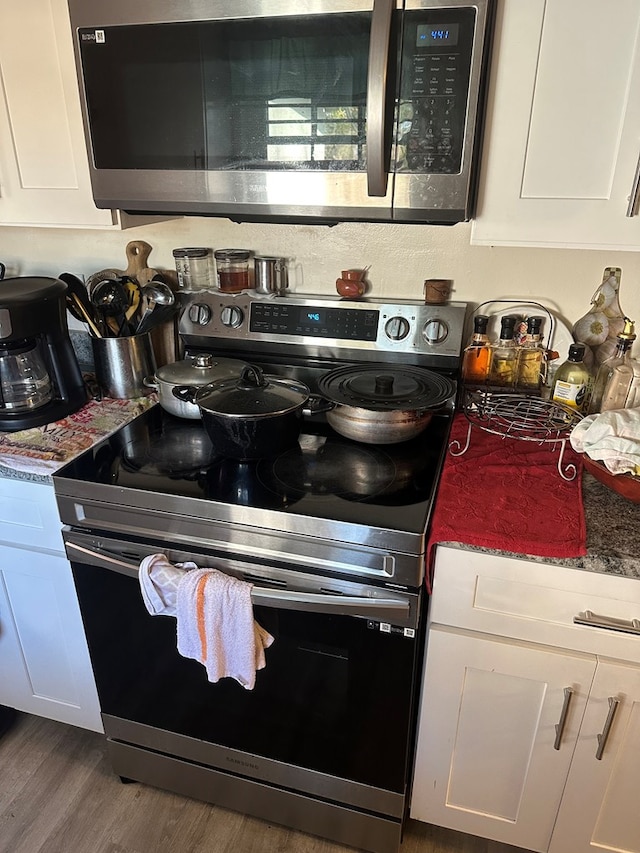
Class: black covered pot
173,364,311,460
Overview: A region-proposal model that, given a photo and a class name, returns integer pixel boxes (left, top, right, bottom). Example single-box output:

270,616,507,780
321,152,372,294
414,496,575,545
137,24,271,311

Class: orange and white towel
139,554,273,690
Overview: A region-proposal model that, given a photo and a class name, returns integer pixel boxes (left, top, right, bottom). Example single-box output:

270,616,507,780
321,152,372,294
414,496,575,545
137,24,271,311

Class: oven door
64,530,423,819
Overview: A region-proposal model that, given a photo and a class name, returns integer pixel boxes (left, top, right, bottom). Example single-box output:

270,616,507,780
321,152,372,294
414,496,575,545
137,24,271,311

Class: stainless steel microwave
67,0,494,225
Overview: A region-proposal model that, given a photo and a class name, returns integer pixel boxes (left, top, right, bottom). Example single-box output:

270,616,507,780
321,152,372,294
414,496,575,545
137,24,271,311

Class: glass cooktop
55,405,451,535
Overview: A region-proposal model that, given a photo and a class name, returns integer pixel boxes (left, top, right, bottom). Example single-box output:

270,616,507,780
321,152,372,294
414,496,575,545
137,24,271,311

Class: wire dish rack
452,388,585,481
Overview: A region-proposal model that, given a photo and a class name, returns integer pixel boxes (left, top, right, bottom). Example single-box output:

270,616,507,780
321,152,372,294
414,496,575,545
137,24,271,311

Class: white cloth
139,553,186,616
570,408,640,474
138,554,273,690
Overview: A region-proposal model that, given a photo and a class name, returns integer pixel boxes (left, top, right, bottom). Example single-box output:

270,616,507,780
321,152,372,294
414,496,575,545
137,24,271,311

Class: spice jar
214,249,251,293
172,247,212,291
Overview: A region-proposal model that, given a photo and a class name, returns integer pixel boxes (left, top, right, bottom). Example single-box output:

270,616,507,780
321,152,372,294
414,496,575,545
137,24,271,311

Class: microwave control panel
400,6,477,175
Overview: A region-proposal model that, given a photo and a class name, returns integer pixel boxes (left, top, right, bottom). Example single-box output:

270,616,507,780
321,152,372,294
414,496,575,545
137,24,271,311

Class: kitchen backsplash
2,218,640,341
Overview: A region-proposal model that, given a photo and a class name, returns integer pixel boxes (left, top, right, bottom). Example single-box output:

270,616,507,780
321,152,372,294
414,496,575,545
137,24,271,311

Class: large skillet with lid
317,364,455,444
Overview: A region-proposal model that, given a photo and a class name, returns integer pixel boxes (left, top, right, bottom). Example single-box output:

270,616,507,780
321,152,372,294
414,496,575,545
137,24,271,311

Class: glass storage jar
214,249,251,293
172,247,212,290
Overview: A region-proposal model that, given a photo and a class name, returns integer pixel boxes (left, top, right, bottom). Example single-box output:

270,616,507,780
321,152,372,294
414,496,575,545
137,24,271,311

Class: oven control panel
179,291,467,365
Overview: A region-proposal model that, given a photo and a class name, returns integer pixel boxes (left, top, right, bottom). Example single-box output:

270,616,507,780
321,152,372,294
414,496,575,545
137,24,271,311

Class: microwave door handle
366,0,394,196
65,541,409,623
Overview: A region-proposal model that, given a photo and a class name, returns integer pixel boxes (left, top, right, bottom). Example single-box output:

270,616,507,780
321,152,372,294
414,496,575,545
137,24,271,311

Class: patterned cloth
427,412,587,589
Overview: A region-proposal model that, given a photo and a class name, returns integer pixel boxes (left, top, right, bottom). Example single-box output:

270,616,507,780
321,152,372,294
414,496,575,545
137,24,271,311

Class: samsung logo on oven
226,756,260,771
81,30,105,43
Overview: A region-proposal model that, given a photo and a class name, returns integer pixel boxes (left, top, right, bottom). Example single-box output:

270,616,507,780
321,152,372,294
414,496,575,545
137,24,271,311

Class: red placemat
427,412,587,588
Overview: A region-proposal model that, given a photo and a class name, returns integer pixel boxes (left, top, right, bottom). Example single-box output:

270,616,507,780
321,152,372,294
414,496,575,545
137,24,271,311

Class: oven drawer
430,545,640,661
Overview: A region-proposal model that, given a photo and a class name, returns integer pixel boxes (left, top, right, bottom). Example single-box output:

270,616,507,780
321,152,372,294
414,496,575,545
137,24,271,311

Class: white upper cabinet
0,0,166,229
471,0,640,251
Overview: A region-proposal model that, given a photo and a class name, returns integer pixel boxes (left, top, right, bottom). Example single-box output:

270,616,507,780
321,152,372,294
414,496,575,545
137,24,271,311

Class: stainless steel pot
144,354,248,419
317,365,455,445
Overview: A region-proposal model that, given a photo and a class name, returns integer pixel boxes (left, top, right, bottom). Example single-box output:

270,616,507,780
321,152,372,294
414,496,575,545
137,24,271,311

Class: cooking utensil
91,278,130,337
144,354,248,419
67,291,103,338
136,281,175,334
59,272,104,335
317,364,455,444
173,364,311,459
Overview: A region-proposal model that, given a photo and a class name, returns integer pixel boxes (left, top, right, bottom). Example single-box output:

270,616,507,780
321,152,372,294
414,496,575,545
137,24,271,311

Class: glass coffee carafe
0,339,53,412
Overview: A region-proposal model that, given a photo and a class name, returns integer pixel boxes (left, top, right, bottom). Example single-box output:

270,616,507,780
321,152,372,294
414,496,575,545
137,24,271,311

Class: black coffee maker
0,276,89,431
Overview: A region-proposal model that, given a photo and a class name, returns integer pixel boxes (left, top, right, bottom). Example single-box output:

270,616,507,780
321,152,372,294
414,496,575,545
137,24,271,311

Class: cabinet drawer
0,478,63,552
431,546,640,661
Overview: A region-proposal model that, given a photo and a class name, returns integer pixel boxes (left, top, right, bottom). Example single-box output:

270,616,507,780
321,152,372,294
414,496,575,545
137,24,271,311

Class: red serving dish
582,455,640,504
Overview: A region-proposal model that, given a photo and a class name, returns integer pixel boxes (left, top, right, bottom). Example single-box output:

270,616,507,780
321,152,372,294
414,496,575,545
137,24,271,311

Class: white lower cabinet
411,546,640,853
0,478,102,732
549,660,640,853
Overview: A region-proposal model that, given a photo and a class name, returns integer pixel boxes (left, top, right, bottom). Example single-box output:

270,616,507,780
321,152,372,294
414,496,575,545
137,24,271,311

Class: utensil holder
91,333,157,399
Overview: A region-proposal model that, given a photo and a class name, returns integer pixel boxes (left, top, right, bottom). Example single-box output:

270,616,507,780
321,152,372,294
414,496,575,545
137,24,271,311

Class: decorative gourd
572,267,626,366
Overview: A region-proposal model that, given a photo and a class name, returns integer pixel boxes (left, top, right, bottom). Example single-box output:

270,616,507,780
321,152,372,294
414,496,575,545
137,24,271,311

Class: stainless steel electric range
53,292,466,853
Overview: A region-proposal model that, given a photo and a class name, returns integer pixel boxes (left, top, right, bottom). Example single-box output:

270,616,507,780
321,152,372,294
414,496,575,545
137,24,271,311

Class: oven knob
385,316,411,341
220,305,244,329
422,318,449,345
187,302,212,326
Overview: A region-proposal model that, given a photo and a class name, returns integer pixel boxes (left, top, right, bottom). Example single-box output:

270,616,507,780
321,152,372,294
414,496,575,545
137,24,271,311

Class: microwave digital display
416,23,460,47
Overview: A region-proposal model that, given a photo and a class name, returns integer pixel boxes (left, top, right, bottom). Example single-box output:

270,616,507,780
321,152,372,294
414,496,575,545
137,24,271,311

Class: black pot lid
196,364,310,418
318,365,455,411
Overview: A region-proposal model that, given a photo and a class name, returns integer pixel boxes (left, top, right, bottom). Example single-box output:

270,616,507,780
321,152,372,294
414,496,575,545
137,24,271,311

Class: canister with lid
172,247,212,291
214,249,251,293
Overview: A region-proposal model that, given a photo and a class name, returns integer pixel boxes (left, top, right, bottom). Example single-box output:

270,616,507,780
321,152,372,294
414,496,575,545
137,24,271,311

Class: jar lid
214,249,251,262
172,247,210,258
195,364,309,418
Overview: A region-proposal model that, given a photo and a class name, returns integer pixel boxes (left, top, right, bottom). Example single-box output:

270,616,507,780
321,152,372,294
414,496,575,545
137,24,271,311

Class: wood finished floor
0,713,528,853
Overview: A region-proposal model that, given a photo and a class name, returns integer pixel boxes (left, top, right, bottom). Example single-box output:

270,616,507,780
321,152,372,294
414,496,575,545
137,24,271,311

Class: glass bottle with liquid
600,344,636,412
461,314,492,384
588,318,636,413
488,315,518,388
551,343,592,412
516,316,546,391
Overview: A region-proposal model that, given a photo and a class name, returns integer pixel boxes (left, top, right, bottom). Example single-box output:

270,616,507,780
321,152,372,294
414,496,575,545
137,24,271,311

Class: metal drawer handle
573,610,640,635
554,686,574,750
596,696,620,760
626,150,640,217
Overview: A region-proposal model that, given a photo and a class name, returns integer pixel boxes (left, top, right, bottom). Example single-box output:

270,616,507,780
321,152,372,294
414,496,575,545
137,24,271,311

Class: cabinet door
0,0,117,227
471,0,640,251
550,660,640,853
0,545,102,732
410,627,596,852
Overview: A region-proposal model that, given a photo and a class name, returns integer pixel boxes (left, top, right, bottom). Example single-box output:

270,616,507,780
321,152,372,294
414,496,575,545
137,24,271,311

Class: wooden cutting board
86,241,160,292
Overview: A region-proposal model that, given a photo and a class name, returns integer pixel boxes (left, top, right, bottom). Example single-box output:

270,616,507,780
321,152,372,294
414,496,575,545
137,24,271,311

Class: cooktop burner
60,405,451,535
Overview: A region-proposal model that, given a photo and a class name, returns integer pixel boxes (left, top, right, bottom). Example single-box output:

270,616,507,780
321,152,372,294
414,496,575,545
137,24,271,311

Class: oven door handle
65,541,411,623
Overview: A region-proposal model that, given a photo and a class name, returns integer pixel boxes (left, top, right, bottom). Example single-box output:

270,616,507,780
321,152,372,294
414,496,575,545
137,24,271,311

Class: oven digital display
416,23,459,47
250,303,379,341
303,309,325,325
